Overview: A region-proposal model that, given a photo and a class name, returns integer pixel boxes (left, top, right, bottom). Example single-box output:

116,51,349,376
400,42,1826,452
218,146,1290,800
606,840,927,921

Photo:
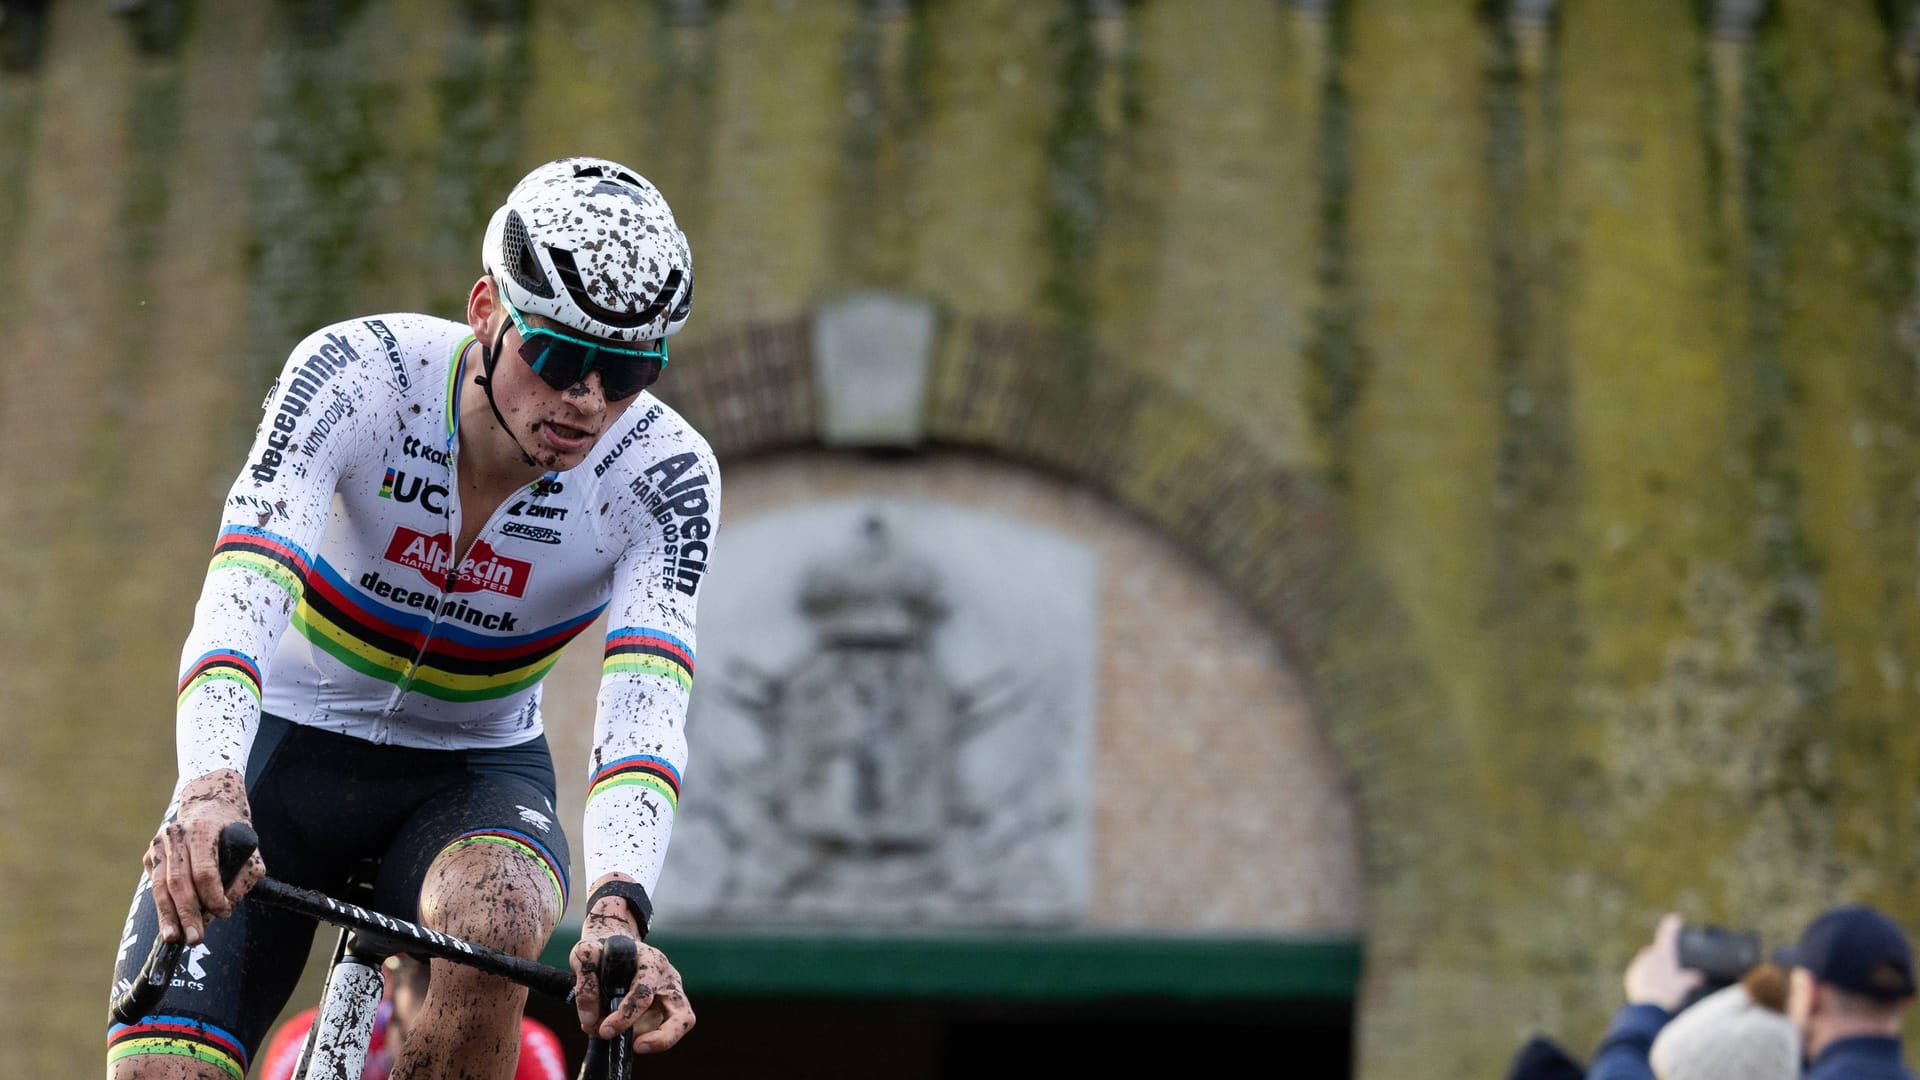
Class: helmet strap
472,316,539,469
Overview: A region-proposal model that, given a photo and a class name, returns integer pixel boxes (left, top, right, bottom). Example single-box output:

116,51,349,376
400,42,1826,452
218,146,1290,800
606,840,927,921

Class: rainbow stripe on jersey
293,559,605,702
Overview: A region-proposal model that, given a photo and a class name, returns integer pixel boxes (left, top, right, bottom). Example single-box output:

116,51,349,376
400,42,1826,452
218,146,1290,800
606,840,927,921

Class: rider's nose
567,371,609,410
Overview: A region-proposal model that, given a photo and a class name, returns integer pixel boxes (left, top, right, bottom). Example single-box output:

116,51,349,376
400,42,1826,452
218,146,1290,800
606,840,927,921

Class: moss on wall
1762,0,1920,900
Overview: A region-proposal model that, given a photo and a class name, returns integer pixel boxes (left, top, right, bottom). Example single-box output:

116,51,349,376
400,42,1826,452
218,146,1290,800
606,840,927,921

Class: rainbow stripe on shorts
107,1015,248,1080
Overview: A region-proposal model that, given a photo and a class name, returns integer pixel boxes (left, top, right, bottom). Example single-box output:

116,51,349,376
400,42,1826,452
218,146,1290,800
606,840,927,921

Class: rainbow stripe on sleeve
206,525,313,600
177,650,262,709
107,1015,248,1080
601,627,694,692
587,754,681,812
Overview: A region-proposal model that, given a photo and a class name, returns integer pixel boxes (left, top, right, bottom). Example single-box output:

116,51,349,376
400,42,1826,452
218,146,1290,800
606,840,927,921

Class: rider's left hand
569,890,696,1053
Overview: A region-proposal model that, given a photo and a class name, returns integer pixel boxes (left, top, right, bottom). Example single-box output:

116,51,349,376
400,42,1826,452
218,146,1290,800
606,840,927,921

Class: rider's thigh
371,769,571,956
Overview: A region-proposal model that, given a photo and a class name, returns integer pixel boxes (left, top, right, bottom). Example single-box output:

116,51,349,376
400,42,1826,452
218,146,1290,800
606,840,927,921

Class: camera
1678,924,1762,985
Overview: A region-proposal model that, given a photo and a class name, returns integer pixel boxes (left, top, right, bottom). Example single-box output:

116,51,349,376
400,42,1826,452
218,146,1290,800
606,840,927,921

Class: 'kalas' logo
383,527,532,598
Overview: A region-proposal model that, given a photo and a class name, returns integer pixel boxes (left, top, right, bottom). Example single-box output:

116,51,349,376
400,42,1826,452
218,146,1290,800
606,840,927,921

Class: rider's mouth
538,421,595,451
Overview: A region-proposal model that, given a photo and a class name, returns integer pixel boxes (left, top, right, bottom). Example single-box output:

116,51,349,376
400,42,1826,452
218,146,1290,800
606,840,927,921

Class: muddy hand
603,942,694,1052
143,769,264,945
571,935,696,1053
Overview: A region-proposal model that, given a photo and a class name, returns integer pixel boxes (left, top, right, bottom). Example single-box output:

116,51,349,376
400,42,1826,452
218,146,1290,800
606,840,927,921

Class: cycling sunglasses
502,300,667,401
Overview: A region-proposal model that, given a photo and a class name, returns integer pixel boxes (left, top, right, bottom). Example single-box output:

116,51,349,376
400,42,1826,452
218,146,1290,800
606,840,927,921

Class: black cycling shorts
106,713,572,1078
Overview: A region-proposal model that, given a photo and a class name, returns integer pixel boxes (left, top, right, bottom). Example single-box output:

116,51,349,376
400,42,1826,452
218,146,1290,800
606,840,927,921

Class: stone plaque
657,498,1097,927
811,291,937,447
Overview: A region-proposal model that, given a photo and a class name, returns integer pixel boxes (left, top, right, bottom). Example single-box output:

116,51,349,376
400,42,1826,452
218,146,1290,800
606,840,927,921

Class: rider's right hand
143,769,266,946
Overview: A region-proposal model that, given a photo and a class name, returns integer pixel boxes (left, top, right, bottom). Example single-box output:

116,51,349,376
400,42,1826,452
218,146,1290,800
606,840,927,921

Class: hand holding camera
1625,913,1763,1013
1625,913,1706,1011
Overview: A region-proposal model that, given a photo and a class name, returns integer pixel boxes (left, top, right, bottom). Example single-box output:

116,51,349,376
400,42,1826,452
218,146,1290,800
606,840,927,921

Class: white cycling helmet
482,157,693,344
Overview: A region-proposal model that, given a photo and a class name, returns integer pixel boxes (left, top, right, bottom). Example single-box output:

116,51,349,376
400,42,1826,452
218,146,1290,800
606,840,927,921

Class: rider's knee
416,842,560,960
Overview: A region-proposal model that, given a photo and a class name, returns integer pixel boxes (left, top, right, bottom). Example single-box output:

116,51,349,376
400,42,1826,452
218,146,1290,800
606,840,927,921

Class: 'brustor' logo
593,404,664,477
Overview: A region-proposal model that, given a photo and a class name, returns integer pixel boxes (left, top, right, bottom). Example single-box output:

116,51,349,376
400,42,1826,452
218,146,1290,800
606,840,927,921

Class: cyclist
107,157,711,1080
257,954,569,1080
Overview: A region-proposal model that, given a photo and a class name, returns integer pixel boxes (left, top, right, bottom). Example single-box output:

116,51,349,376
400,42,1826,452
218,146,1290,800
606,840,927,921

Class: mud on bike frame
111,822,643,1080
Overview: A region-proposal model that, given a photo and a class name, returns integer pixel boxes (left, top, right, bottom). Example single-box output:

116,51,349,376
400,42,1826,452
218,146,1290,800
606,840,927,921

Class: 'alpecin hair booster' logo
383,526,532,598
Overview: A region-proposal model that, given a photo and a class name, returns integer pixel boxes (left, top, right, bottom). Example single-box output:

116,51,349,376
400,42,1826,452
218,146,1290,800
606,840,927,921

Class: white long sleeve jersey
174,313,718,893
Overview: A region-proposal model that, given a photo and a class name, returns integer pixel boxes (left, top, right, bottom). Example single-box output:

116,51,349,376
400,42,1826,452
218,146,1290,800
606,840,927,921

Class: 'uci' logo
379,468,448,514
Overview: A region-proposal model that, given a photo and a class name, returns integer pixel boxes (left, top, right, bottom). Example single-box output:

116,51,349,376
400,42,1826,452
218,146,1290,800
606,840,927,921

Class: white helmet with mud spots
482,157,694,344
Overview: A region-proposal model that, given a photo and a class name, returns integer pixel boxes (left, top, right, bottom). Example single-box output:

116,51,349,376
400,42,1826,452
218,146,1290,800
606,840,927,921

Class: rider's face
469,279,641,473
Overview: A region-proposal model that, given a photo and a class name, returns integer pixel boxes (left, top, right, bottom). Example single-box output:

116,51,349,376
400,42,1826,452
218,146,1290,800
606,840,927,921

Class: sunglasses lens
596,356,664,401
517,332,661,400
519,335,591,392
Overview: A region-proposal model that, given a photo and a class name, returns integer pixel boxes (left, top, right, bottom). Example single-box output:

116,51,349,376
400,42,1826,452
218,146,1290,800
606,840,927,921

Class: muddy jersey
174,313,717,891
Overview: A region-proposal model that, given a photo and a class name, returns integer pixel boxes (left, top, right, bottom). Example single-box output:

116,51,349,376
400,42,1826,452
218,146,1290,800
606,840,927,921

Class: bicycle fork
293,928,389,1080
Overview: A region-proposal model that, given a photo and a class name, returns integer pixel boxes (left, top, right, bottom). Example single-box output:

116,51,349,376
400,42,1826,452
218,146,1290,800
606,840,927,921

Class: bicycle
110,822,643,1080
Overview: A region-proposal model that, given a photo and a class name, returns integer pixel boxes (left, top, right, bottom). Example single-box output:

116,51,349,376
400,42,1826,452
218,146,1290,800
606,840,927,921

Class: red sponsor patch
383,527,532,598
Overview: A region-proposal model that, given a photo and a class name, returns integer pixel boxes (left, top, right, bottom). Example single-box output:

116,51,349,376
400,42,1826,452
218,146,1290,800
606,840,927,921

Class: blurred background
4,0,1920,1076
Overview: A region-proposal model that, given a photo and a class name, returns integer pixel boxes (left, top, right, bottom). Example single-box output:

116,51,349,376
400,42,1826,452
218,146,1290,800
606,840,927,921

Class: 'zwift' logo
383,527,532,598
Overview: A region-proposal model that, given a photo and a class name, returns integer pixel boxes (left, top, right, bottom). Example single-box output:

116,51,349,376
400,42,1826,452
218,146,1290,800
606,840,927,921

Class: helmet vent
549,248,683,330
501,211,554,299
572,162,643,188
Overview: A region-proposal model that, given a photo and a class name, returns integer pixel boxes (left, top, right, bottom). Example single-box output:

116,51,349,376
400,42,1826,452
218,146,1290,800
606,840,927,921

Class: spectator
1648,972,1797,1080
1777,904,1918,1080
1589,913,1799,1080
1504,1034,1586,1080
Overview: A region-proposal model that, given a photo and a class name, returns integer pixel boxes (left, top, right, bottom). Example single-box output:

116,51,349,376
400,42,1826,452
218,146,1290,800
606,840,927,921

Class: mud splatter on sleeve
584,437,720,892
175,324,376,781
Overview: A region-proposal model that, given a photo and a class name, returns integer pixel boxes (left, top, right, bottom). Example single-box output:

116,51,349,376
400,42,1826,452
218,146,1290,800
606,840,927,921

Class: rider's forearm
579,699,685,895
174,573,289,779
582,445,716,892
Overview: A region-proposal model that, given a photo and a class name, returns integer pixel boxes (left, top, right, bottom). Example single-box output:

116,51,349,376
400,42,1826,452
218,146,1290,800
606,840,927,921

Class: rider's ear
467,277,500,339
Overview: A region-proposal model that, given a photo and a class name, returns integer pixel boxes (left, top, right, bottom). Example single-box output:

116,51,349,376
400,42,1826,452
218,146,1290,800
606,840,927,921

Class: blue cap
1774,905,1916,1001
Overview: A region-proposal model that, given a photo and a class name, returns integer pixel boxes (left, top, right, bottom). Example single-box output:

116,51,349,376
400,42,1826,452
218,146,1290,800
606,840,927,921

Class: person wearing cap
1777,904,1918,1079
1589,913,1801,1080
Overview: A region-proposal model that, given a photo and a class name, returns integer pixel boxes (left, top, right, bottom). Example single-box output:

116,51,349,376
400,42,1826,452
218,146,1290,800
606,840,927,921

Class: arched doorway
534,451,1365,1076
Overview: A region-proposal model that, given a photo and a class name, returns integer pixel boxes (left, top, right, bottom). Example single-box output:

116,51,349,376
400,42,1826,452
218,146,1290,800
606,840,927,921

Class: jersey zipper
380,344,474,726
380,472,551,719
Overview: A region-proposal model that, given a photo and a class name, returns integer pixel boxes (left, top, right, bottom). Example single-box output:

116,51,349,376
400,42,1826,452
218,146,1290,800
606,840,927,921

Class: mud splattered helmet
482,157,694,344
